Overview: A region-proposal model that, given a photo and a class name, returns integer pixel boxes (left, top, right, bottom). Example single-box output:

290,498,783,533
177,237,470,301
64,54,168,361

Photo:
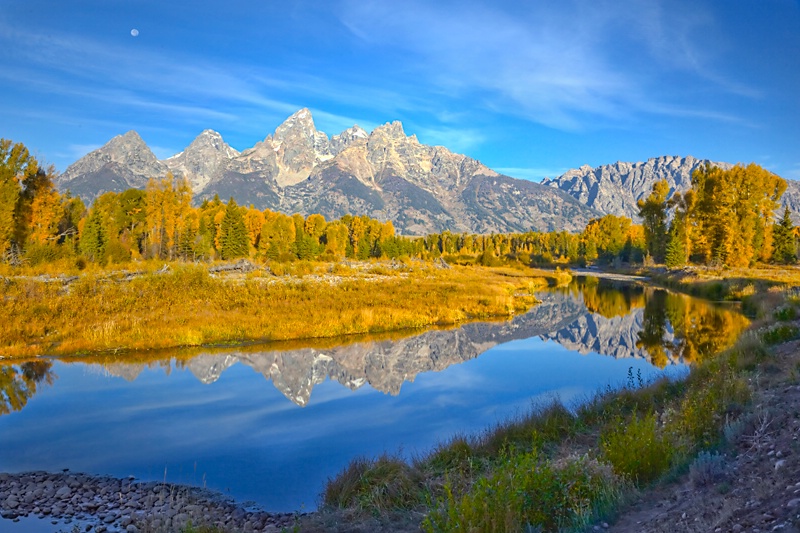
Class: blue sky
1,0,798,181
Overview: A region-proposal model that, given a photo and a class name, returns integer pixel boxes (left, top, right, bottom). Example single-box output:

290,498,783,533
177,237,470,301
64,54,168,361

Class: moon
130,29,139,37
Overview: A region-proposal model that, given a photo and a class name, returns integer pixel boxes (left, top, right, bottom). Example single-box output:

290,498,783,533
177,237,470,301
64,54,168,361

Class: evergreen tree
219,198,249,260
773,206,797,264
664,222,687,268
79,208,107,262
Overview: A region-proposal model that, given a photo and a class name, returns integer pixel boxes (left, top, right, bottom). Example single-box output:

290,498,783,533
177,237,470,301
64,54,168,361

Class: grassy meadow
0,259,570,359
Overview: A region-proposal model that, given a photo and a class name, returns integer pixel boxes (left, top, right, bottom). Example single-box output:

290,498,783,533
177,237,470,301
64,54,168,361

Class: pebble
0,471,295,532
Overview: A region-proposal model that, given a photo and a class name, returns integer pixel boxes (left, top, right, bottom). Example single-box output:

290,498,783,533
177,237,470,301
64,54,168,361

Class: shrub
773,305,798,322
323,454,424,513
24,243,60,266
689,451,726,487
424,452,622,532
600,412,675,485
761,324,799,345
669,362,750,451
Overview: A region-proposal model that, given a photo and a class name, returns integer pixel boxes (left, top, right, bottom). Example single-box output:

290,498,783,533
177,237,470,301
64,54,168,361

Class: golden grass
0,262,564,359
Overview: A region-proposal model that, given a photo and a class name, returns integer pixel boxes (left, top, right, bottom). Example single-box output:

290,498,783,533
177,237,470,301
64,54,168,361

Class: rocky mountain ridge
543,155,800,222
56,109,599,234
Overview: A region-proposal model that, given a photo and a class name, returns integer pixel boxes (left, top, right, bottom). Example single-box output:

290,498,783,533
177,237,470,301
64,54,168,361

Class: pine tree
773,206,797,264
664,222,687,269
219,198,249,260
79,208,107,262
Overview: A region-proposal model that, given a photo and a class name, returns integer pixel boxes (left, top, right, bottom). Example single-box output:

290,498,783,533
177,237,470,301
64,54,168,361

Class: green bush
323,454,424,513
24,243,59,265
667,361,749,451
761,324,799,345
424,452,622,532
600,412,675,485
773,305,798,322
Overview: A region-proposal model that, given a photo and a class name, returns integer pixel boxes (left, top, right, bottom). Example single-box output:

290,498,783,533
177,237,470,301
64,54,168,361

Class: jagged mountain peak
57,129,165,192
330,125,369,154
100,130,150,155
273,107,321,142
371,120,407,140
118,130,144,142
163,129,239,192
57,108,602,233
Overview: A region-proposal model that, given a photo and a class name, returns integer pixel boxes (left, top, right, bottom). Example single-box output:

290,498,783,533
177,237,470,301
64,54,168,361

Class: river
0,276,749,530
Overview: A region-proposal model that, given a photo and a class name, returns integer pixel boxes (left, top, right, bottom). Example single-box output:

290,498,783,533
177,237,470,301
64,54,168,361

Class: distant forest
1,138,797,269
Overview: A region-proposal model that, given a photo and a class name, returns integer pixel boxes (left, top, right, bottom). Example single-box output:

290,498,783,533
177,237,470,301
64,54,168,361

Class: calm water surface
0,277,749,517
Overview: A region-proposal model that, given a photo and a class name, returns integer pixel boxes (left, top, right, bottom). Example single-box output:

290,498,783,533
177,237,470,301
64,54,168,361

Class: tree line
1,139,422,266
1,138,796,268
637,163,796,267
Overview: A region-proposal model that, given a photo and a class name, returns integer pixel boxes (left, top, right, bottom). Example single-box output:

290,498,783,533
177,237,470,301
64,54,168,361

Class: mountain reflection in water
1,277,749,412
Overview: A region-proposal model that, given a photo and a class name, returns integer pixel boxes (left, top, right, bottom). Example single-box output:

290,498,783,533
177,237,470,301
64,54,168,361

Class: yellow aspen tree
28,185,62,245
244,207,265,249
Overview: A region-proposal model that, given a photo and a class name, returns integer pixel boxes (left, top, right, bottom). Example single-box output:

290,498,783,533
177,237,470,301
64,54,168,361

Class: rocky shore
0,471,299,532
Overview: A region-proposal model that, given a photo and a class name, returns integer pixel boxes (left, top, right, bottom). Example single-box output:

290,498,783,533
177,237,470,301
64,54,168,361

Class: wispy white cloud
338,0,753,131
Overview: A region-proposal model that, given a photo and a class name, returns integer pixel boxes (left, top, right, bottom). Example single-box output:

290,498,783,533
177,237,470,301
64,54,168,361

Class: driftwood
208,259,259,274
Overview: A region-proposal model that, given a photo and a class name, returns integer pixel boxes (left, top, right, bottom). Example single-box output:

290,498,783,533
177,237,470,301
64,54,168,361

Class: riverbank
0,471,298,532
609,331,800,531
0,259,570,360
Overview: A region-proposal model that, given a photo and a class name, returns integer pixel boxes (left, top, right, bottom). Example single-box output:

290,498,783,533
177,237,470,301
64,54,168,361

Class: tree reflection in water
0,360,55,415
637,287,749,368
569,278,750,369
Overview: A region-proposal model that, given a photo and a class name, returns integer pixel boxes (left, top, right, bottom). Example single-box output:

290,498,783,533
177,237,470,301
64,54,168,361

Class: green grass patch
423,452,623,533
322,453,426,513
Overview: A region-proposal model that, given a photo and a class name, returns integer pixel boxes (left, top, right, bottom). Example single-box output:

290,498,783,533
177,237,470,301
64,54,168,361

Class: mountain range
57,108,800,234
57,109,597,234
